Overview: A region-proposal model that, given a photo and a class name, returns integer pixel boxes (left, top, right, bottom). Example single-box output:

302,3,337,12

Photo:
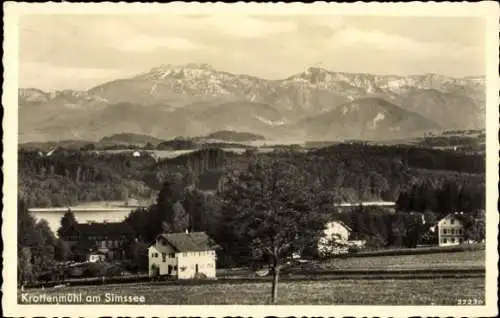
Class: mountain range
19,63,485,142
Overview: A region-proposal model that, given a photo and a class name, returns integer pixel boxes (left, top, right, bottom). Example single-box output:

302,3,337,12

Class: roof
74,222,136,237
438,213,468,225
158,232,216,252
326,220,352,232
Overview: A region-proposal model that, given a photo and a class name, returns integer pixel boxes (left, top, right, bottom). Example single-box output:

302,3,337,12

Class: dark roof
74,222,136,237
159,232,215,252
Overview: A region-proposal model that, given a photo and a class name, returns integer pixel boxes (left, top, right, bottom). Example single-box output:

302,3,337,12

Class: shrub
82,263,104,277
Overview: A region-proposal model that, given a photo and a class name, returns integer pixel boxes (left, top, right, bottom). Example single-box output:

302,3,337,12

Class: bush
348,246,361,254
194,272,208,279
105,265,123,277
82,263,104,277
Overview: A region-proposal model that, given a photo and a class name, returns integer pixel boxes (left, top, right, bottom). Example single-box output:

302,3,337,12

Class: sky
19,14,486,91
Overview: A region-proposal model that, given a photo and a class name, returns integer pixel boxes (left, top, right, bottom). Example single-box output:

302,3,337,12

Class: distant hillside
291,98,440,140
203,130,265,142
99,133,165,146
20,139,93,151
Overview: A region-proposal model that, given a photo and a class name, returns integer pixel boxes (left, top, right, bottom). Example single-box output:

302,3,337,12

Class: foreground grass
19,277,484,305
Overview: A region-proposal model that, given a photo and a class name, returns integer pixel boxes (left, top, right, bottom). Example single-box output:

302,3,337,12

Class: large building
65,221,136,260
436,213,466,246
148,231,217,279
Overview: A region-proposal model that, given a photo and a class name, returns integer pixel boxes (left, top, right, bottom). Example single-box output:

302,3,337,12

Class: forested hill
18,143,485,213
201,130,265,142
313,143,484,174
98,133,166,147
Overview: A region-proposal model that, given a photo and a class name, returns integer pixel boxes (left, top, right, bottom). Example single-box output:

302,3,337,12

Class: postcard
2,2,499,317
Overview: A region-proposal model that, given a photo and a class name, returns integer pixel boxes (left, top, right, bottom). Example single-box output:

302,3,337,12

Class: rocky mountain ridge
19,64,485,142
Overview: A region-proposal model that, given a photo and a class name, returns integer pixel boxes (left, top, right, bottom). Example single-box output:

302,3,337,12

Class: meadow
19,277,484,305
311,249,485,271
215,248,485,278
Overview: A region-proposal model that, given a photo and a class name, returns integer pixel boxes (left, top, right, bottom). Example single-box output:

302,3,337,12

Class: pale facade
87,253,106,263
318,221,352,255
437,214,465,246
148,232,216,279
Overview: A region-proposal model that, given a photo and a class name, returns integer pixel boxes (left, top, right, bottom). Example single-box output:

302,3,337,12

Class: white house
437,213,465,247
318,220,363,256
148,231,217,279
87,252,106,263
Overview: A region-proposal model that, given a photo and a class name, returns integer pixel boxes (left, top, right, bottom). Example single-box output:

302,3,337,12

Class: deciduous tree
222,159,327,303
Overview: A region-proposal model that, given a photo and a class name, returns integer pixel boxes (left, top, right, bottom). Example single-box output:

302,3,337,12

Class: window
443,239,447,244
450,219,455,225
174,266,178,271
169,253,175,258
451,238,455,243
162,253,166,262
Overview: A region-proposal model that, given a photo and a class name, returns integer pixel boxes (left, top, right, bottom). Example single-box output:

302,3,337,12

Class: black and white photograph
2,2,499,317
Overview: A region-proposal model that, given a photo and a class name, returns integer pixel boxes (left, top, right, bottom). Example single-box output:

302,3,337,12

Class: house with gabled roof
148,231,217,279
317,220,366,256
436,213,466,246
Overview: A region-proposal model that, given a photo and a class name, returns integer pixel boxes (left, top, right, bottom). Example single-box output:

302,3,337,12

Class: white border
2,2,499,317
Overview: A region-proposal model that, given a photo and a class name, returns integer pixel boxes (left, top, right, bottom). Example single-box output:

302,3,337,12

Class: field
217,249,485,278
310,249,485,271
19,277,484,305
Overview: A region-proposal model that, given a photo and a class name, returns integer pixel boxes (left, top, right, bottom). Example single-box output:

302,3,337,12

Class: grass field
218,249,485,277
313,249,485,271
19,277,484,305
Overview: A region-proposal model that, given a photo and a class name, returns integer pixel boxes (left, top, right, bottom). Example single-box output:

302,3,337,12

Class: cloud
18,14,486,90
333,27,417,50
114,35,204,52
202,15,297,38
19,62,141,91
305,16,345,30
330,26,481,60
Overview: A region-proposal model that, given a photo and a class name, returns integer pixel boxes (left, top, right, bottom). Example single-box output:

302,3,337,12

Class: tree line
19,142,484,209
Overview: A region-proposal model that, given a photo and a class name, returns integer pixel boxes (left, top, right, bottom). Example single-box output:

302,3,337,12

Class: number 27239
457,298,484,305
